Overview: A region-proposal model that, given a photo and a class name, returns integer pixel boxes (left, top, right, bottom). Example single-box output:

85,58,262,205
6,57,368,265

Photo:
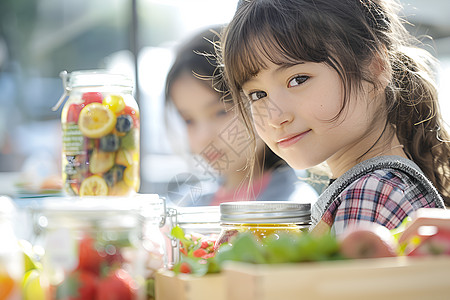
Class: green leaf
217,232,266,264
170,225,186,241
264,232,303,264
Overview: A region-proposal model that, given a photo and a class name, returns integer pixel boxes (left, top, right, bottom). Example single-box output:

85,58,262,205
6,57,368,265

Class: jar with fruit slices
55,70,140,197
215,201,311,248
0,196,22,300
30,196,166,300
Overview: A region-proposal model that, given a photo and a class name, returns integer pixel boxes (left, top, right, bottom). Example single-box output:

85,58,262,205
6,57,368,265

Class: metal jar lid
219,201,311,224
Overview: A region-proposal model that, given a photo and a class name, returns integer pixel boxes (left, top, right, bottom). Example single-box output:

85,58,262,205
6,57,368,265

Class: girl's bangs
225,2,329,90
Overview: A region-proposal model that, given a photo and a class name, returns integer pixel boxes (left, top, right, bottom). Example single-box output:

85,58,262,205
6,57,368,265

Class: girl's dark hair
165,26,286,171
219,0,450,205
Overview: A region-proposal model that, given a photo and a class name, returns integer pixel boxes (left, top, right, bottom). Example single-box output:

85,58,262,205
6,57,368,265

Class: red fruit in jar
103,244,125,267
56,270,97,300
77,235,105,275
121,106,139,128
407,227,450,256
200,241,210,249
97,269,137,300
193,248,207,258
179,262,191,274
180,247,188,256
67,103,83,124
339,222,398,259
82,92,103,104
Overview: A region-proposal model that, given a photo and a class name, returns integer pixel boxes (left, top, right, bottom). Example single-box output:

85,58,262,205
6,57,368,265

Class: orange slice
78,103,116,138
79,175,108,196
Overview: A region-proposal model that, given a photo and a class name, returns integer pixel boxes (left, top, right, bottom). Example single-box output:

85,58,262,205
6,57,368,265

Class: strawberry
179,262,191,274
82,92,103,104
77,235,105,275
67,103,83,124
96,269,137,300
193,248,207,258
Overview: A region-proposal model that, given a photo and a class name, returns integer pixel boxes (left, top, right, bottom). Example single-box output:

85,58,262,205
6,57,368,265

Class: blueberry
100,134,120,152
103,165,126,187
115,115,133,133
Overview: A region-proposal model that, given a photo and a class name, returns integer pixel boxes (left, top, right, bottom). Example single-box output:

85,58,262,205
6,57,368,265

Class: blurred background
0,0,449,198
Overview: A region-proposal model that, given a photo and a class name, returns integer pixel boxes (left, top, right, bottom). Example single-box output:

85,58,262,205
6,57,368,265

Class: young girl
219,0,449,234
164,27,317,206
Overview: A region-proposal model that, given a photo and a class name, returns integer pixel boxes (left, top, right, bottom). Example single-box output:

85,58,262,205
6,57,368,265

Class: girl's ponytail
387,48,450,205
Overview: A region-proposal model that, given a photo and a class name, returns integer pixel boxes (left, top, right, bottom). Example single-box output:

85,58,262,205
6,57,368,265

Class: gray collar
311,156,445,228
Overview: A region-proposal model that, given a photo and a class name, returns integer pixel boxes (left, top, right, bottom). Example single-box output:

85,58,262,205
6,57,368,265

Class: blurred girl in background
164,26,317,206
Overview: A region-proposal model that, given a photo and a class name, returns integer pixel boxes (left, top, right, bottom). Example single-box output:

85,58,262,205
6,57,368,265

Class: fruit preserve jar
171,206,221,263
30,196,166,300
0,196,22,300
55,70,140,196
215,201,311,248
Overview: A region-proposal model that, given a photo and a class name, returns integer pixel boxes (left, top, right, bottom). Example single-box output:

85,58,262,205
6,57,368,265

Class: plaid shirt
320,169,440,235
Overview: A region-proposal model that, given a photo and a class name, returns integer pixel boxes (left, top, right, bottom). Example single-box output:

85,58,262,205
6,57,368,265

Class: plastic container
0,196,22,300
216,201,311,247
30,195,165,300
55,70,140,196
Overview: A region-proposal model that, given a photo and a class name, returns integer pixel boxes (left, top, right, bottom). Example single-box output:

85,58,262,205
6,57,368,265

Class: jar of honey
215,201,311,248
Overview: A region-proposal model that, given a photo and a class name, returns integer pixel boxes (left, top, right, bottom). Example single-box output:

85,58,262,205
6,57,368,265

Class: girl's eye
249,91,267,101
288,75,309,88
183,118,193,126
216,109,227,117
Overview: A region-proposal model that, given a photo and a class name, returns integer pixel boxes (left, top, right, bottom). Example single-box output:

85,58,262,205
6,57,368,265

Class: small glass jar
215,201,311,248
164,206,221,265
56,70,140,196
0,196,22,300
30,196,165,300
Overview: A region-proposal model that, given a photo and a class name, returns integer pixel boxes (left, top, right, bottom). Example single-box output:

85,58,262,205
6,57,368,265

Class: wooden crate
223,257,450,300
155,269,225,300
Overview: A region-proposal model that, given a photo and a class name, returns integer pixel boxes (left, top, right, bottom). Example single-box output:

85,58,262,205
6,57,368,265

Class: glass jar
0,196,22,300
215,201,311,248
30,195,165,300
171,206,221,263
55,70,140,197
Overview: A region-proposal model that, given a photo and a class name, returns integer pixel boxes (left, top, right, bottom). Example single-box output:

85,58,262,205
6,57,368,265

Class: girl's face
171,73,251,178
241,59,384,176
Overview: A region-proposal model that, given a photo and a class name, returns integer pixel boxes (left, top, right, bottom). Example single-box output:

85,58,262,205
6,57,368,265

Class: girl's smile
277,130,311,148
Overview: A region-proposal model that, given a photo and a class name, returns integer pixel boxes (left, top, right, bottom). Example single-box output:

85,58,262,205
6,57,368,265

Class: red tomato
82,92,103,104
77,235,105,275
56,270,97,300
121,106,140,128
96,269,137,300
66,103,83,124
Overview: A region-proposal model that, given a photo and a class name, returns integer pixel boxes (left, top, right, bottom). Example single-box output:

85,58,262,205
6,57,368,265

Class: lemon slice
80,175,108,196
123,164,140,192
78,103,116,138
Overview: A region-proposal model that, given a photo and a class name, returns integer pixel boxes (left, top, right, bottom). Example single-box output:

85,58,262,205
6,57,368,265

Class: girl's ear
369,50,391,91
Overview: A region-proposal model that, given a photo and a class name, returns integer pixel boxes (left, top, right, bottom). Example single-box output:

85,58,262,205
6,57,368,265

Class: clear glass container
30,195,165,300
170,206,221,263
0,196,22,300
56,70,140,196
216,201,311,248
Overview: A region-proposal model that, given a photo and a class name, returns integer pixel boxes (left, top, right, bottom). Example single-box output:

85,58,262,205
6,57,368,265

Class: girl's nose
268,111,294,128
